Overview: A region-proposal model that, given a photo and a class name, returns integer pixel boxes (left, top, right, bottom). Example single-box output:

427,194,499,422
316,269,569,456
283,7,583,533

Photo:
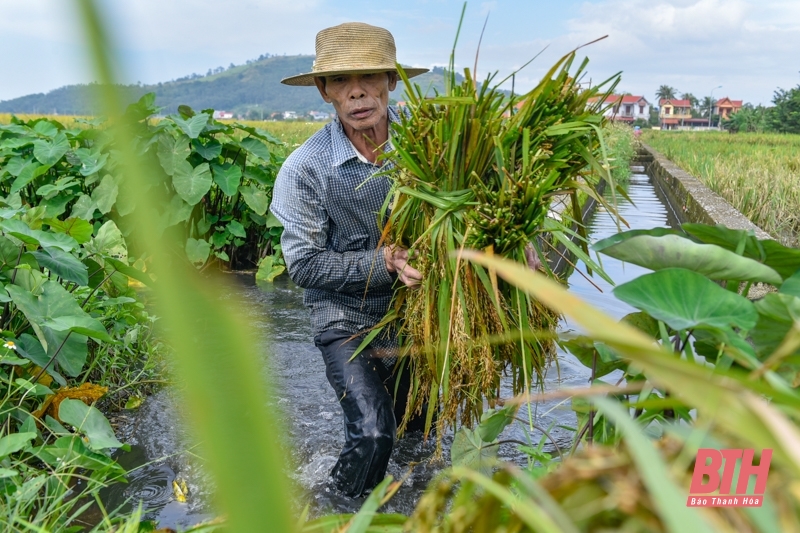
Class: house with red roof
659,98,692,129
714,97,743,120
586,94,651,123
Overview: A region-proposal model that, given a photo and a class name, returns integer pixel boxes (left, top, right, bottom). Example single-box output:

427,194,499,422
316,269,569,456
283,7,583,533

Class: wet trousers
314,329,422,497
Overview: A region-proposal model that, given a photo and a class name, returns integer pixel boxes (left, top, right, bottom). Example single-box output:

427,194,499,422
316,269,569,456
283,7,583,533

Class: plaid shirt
271,107,402,350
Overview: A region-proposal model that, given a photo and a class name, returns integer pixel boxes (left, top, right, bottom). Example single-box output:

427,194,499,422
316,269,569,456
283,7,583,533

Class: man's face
314,72,398,132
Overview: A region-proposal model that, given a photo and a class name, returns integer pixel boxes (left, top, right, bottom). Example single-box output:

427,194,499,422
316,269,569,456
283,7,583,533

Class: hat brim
281,66,429,86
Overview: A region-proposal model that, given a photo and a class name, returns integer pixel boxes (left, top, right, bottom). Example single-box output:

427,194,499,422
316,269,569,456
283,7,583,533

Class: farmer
271,22,428,497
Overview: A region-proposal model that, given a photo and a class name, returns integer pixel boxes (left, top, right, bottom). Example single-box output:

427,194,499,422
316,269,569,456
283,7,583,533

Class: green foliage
768,84,800,134
603,122,637,182
0,94,285,271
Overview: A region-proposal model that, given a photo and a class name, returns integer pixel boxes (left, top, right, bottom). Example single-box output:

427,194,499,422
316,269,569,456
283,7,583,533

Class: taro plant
0,95,287,277
562,222,800,440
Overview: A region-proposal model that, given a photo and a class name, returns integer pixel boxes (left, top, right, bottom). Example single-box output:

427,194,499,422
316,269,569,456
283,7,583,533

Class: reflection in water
104,172,676,527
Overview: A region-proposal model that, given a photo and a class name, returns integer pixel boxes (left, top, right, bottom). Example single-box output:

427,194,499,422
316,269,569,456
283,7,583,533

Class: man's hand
383,245,422,288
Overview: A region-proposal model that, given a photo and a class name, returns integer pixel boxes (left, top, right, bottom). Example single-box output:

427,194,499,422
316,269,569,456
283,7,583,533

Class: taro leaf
157,134,191,176
244,165,276,186
562,336,626,378
74,147,108,176
43,328,88,378
196,217,213,235
91,174,119,214
93,220,127,259
759,240,800,281
682,224,762,257
37,232,78,252
751,293,800,359
595,234,782,285
38,436,121,473
124,92,159,121
10,161,48,194
172,113,209,139
186,238,211,265
41,316,113,342
451,427,497,475
43,194,73,219
255,255,285,282
177,104,195,119
6,281,92,376
192,138,222,160
105,257,154,287
265,211,283,228
115,178,138,217
0,432,36,460
32,247,88,286
59,398,124,450
166,195,193,227
83,258,105,288
5,156,34,177
173,162,212,206
239,184,269,216
46,217,93,244
780,270,800,299
477,404,518,443
70,194,98,220
227,220,246,238
621,311,661,338
0,236,20,269
32,133,69,166
17,333,65,386
211,231,228,248
0,219,78,251
613,268,758,332
32,121,59,138
37,177,78,198
590,227,681,250
212,163,242,196
239,137,271,161
683,223,800,281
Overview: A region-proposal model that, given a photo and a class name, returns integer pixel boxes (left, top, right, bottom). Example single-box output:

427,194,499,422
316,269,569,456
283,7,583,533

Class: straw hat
281,22,429,86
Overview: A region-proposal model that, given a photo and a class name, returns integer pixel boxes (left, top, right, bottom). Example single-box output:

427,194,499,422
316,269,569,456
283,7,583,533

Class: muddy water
102,171,677,529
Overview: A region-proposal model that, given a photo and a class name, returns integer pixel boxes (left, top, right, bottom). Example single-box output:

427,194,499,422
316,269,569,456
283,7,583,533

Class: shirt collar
331,106,401,167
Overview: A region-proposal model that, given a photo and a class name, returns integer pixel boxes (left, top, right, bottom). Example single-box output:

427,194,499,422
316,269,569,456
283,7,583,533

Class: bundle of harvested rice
372,35,621,441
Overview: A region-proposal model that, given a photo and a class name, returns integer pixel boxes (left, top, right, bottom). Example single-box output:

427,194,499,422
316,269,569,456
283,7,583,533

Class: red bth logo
687,448,772,507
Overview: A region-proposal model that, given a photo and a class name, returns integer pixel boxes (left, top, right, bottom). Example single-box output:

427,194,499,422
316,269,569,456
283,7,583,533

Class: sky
1,0,799,106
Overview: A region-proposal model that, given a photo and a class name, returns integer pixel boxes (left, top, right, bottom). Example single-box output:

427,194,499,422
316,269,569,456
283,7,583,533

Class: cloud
559,0,800,104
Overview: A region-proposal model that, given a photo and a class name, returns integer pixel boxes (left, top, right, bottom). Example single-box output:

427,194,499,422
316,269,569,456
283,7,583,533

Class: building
587,95,651,123
282,111,298,120
658,98,711,129
308,110,330,121
714,97,743,120
213,110,234,119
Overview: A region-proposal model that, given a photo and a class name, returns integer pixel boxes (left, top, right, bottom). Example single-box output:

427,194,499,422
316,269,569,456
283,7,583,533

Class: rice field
643,131,800,246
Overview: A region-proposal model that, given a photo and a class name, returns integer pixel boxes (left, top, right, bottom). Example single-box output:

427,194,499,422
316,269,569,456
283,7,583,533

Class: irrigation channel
97,168,682,529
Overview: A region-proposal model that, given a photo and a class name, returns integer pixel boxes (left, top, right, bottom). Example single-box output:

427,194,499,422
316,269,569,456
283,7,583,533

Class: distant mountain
0,55,464,117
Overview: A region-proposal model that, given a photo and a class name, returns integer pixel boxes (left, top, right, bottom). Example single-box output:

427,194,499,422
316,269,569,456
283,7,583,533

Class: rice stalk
379,38,620,444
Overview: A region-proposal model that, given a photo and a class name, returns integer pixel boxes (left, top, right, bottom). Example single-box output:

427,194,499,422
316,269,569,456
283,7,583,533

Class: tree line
655,83,800,134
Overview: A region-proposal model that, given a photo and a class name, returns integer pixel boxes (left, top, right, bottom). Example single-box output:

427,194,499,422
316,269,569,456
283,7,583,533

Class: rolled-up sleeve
271,162,394,293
